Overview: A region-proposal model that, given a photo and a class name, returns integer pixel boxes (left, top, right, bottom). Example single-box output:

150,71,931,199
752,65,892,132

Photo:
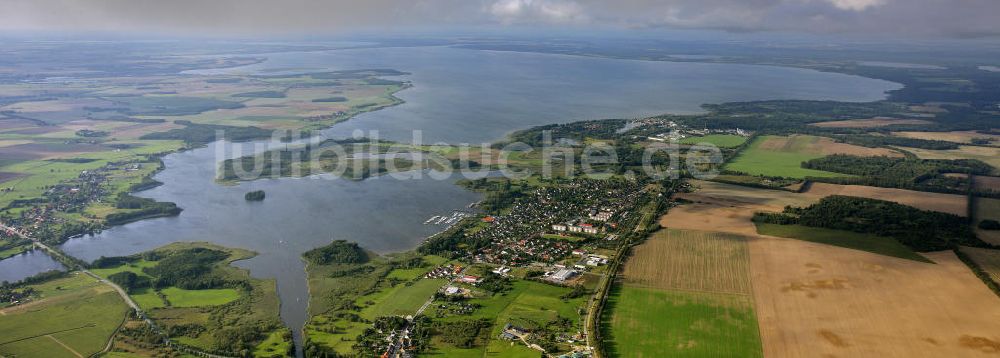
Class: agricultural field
810,117,933,128
755,222,929,262
621,229,752,293
973,175,1000,192
603,229,762,358
665,180,817,235
749,236,1000,357
901,145,1000,175
0,66,410,241
0,272,129,358
802,182,968,216
678,134,748,148
960,246,1000,286
725,135,900,179
604,287,760,358
891,130,1000,145
976,198,1000,245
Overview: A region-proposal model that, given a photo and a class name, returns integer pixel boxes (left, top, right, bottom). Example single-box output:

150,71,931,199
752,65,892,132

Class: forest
802,155,993,194
754,195,986,251
303,240,369,265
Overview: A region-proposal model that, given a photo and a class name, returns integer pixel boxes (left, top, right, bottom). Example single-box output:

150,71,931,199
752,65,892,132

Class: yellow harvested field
757,135,902,157
810,117,932,128
802,182,968,216
750,237,1000,357
622,229,752,294
892,130,1000,145
679,180,817,211
901,145,1000,175
960,246,1000,285
665,180,819,236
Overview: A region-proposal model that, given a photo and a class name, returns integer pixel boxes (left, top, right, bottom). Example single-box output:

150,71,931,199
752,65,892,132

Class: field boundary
0,323,96,346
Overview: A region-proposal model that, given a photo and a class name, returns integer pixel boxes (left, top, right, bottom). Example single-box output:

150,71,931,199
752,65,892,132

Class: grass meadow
602,229,762,357
603,286,761,358
0,274,129,358
679,134,748,148
724,135,847,179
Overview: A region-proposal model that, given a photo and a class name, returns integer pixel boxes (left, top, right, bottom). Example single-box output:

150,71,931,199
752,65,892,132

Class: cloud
0,0,997,38
825,0,885,11
489,0,588,24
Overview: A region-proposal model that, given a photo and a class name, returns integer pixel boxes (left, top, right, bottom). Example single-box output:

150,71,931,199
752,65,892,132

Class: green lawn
724,136,845,179
160,287,241,308
679,134,748,148
0,243,30,260
603,285,762,358
755,223,932,263
0,275,129,358
359,278,446,319
130,288,166,309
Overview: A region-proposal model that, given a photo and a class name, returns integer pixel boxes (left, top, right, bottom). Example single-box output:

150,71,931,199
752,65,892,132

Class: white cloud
489,0,588,24
825,0,886,11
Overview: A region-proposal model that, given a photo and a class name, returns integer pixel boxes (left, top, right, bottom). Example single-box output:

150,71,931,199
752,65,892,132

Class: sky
2,0,998,39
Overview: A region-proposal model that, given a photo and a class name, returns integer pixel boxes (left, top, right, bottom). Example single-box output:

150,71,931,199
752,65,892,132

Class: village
0,159,153,246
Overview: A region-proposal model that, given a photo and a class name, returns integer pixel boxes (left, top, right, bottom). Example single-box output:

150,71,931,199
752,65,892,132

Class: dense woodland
802,155,993,194
303,240,369,265
107,193,182,226
754,196,986,252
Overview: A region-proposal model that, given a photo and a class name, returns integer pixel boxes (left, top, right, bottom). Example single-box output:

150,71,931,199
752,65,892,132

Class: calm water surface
0,250,65,283
58,46,900,352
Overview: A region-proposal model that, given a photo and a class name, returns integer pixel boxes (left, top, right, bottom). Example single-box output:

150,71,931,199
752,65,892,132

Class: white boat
424,216,440,224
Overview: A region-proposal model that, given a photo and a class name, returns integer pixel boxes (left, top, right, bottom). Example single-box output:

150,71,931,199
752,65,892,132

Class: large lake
54,45,900,352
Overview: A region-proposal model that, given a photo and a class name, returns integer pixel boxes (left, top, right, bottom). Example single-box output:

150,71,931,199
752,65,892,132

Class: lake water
59,45,900,353
195,46,901,143
0,250,65,284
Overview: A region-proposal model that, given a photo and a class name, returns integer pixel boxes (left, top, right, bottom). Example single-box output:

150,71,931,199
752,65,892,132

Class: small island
245,190,266,201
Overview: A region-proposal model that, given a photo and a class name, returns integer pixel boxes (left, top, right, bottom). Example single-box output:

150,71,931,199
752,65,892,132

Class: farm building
550,269,578,282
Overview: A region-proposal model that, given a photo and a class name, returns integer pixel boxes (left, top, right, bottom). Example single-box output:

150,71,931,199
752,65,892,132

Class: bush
244,190,266,201
980,220,1000,231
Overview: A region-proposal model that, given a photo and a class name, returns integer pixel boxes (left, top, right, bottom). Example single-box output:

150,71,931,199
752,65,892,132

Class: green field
679,134,748,148
724,136,846,179
603,286,761,358
0,274,129,358
160,287,241,308
358,278,447,319
755,222,931,263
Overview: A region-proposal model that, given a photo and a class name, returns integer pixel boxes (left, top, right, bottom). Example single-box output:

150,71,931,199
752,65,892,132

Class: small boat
424,216,440,225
